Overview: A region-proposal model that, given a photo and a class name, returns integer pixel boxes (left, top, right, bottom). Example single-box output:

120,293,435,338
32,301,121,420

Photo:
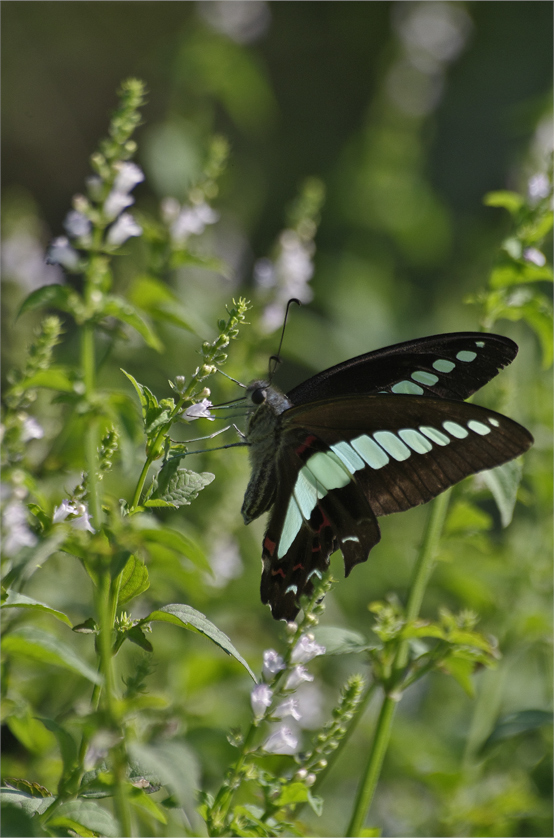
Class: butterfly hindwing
260,438,381,621
287,333,518,404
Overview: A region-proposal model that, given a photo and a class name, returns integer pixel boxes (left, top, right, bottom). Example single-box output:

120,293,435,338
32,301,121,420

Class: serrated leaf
140,528,211,572
141,604,256,681
480,459,523,527
17,284,78,319
307,790,324,817
49,799,120,837
1,590,73,627
117,554,150,606
103,295,163,351
121,369,172,434
6,711,56,755
142,498,177,509
0,800,40,837
1,627,102,684
152,460,214,507
312,626,371,655
440,656,475,696
491,261,553,288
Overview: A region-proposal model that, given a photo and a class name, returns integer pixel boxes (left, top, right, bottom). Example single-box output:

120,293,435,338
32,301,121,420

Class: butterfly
241,332,533,621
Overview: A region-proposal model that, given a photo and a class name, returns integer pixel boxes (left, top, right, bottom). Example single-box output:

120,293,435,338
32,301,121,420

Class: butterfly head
246,380,293,416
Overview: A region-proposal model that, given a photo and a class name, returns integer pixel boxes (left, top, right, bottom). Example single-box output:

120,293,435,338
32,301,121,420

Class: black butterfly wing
261,394,532,620
287,333,518,404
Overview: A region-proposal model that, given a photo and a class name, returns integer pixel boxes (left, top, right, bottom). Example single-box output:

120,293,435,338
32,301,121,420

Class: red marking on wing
317,510,332,533
271,567,286,579
264,536,276,556
292,563,304,572
295,434,317,456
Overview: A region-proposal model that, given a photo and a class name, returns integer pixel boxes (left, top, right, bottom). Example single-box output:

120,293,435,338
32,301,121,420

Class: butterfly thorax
241,380,293,525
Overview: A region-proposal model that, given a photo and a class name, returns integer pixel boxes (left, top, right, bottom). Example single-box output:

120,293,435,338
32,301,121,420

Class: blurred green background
2,2,552,836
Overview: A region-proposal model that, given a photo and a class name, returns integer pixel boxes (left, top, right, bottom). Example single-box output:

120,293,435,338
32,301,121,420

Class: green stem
346,489,451,837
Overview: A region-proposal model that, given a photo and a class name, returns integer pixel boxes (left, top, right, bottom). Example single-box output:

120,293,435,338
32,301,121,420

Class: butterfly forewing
287,333,518,404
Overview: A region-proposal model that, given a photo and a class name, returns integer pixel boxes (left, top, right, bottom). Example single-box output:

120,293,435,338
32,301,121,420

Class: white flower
251,683,273,718
182,399,214,421
106,213,143,246
523,247,546,267
262,726,298,755
170,202,219,243
103,191,134,221
291,634,326,665
254,257,276,289
160,197,181,224
113,162,144,195
528,173,550,202
2,500,37,556
63,210,92,240
46,236,80,270
263,649,286,680
285,665,314,691
53,500,94,532
21,416,44,442
273,697,301,721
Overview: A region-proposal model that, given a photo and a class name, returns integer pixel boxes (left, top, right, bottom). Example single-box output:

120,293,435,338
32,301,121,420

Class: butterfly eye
251,388,267,405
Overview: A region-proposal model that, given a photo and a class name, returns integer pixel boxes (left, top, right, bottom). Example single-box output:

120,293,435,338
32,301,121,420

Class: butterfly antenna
217,368,247,389
268,298,301,382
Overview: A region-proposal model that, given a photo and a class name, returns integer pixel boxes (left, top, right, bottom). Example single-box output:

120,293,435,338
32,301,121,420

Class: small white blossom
263,649,286,680
103,191,134,221
523,247,546,267
170,202,219,244
46,237,80,270
182,399,214,421
53,500,94,532
274,697,301,721
106,213,143,246
63,210,92,240
528,173,550,202
291,634,326,665
160,197,181,224
251,683,273,718
262,726,298,755
21,416,44,442
113,162,144,195
285,665,314,691
2,500,38,556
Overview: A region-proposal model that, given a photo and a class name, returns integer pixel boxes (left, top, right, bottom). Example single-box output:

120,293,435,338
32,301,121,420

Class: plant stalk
346,489,451,837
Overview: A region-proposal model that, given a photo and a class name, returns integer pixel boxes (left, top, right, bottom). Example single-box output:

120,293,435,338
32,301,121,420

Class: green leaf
103,295,163,351
127,274,197,333
142,498,177,509
444,500,493,535
0,788,54,817
17,284,78,319
1,627,102,684
126,626,154,652
128,741,201,817
490,260,553,288
152,460,214,507
128,786,168,824
140,528,211,572
480,459,524,527
440,656,476,697
6,710,57,755
121,369,173,433
307,790,324,817
275,782,310,806
481,709,553,751
484,190,524,215
117,554,150,606
142,603,256,681
19,366,75,392
312,626,372,655
38,717,78,776
1,590,73,627
0,799,42,836
48,799,120,837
